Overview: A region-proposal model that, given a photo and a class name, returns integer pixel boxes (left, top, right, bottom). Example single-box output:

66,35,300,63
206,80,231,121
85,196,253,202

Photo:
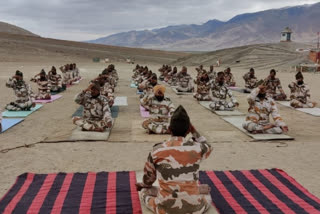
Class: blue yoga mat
2,104,43,118
72,106,119,118
130,83,138,88
1,118,24,133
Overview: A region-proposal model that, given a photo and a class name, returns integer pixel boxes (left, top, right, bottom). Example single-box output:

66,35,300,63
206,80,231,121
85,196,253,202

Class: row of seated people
72,65,118,132
5,63,81,111
132,65,176,134
158,65,194,92
195,66,317,109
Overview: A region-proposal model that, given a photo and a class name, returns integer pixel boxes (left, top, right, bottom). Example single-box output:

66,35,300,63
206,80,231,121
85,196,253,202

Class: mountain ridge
89,2,320,51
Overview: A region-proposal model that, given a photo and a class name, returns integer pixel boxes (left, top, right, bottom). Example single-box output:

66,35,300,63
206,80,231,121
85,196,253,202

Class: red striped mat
0,171,142,214
200,169,320,214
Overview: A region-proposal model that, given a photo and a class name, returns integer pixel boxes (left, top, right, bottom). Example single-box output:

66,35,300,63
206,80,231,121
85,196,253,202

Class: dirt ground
0,61,320,213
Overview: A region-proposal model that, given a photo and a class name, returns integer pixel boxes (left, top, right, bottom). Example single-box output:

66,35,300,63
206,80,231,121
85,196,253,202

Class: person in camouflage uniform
73,84,113,132
30,70,51,100
91,75,115,107
243,85,288,134
136,105,212,214
168,68,178,86
60,64,73,86
243,68,260,90
207,65,217,81
194,73,212,101
6,71,35,111
176,66,194,92
72,63,81,81
142,85,175,134
140,74,159,110
165,66,177,83
264,69,287,101
48,66,64,93
107,64,119,84
288,72,317,108
224,67,236,87
209,72,239,111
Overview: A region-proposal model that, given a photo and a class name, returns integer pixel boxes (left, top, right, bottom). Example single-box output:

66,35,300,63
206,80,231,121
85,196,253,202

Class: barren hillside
174,42,314,70
0,32,188,64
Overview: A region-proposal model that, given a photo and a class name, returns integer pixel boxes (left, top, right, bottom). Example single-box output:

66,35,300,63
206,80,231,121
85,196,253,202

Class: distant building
280,27,292,42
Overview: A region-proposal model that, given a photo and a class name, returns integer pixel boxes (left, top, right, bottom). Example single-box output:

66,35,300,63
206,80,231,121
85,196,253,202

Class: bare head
270,69,276,79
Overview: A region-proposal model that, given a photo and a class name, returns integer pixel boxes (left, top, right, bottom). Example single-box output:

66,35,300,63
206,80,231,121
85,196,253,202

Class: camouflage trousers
73,117,111,132
176,86,193,92
50,84,62,92
6,100,34,111
242,121,283,134
209,100,235,111
34,92,51,100
268,93,287,101
142,118,170,134
194,93,211,101
290,99,316,108
141,187,212,214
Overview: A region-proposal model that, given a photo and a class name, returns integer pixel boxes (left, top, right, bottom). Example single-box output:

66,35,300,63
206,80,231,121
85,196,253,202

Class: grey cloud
0,0,318,40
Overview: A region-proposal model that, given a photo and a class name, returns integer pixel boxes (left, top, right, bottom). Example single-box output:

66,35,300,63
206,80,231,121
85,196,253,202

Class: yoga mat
228,87,247,93
0,171,142,214
172,87,193,95
140,106,150,118
221,116,294,141
1,118,24,133
200,169,320,214
199,101,245,116
2,104,43,118
114,97,128,106
137,91,143,95
72,106,119,118
130,83,138,88
34,95,62,104
278,101,320,117
69,125,113,141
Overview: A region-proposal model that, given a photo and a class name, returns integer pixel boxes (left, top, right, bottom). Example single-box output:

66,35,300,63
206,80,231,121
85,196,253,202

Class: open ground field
0,34,319,213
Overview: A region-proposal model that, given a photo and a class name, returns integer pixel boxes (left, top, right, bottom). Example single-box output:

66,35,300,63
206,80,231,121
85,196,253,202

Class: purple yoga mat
140,106,150,118
34,95,62,104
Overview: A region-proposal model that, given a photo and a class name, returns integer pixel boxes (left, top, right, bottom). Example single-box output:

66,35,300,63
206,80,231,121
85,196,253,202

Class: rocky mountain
89,3,320,51
0,21,37,36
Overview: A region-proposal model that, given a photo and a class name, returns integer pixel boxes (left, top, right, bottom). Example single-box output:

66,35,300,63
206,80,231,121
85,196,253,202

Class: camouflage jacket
211,82,237,103
246,88,286,127
142,134,212,213
177,73,193,89
288,82,310,104
74,91,112,124
6,78,33,102
48,74,62,86
264,77,283,95
224,72,235,86
141,96,175,120
195,81,211,95
31,77,51,93
243,72,257,89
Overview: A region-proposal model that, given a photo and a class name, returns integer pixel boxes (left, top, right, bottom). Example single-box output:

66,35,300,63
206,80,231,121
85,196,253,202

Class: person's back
137,106,212,214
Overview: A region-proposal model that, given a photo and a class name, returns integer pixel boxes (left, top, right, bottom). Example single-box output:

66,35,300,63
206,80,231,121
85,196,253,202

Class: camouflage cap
170,105,190,126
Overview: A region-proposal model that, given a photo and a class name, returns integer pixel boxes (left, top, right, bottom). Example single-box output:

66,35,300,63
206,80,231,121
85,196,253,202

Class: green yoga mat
72,106,119,118
2,104,43,118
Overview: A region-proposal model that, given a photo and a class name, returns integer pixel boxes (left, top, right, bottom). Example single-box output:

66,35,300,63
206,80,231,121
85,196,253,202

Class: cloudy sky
0,0,319,41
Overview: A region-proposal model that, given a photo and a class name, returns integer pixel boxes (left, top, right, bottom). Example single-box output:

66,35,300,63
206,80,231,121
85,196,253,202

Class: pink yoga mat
34,95,62,104
140,106,150,118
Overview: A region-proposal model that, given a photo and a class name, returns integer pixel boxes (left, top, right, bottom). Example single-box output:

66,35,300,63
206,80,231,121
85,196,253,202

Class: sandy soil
0,47,319,213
